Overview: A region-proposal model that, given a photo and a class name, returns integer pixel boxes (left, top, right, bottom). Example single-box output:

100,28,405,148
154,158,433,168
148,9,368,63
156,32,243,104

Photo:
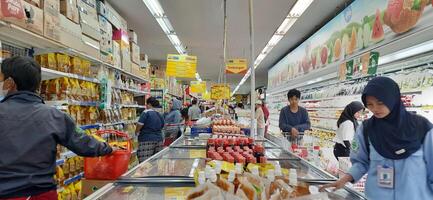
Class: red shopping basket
84,130,132,180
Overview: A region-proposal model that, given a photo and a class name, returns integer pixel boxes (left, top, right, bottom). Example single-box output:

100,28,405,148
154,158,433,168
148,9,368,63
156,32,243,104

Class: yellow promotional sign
203,91,211,100
164,187,192,200
190,81,206,93
166,54,197,78
225,59,247,74
211,84,230,100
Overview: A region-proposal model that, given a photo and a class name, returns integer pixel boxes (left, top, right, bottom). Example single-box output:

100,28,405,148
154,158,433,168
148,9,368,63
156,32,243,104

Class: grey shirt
0,92,112,198
188,105,202,120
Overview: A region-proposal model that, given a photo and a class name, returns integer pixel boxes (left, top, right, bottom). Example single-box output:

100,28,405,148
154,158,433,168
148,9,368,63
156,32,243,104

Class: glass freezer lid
92,183,194,200
127,158,206,178
171,137,208,147
265,148,299,159
155,148,207,159
273,159,333,180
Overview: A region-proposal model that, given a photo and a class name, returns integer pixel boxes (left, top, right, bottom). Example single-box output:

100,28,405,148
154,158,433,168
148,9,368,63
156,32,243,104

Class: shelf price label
164,187,192,200
189,149,206,158
225,59,247,74
166,54,197,78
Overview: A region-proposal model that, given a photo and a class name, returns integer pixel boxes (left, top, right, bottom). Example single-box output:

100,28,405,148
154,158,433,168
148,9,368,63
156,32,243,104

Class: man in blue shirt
279,89,311,141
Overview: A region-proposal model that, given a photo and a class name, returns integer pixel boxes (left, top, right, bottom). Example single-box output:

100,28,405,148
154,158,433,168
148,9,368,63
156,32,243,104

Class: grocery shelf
166,92,182,99
64,172,84,186
56,151,77,166
309,116,339,120
80,124,101,130
311,126,336,133
0,20,148,84
112,85,149,96
101,120,137,127
41,67,100,83
119,104,146,109
46,100,99,107
306,107,345,110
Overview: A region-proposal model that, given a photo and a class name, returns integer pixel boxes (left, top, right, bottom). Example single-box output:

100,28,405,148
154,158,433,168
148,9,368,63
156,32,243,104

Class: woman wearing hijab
164,98,183,139
320,77,433,199
333,101,364,160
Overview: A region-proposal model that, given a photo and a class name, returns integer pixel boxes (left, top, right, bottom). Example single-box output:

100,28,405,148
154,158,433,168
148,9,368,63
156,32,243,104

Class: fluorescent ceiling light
168,34,181,46
142,0,187,55
231,0,314,95
289,0,314,17
142,0,164,17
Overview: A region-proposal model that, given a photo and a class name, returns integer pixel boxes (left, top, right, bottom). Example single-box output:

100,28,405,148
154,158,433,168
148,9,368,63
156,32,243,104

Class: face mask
0,81,8,101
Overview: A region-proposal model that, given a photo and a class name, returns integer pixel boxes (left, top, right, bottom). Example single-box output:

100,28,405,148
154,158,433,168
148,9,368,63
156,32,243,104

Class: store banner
225,59,248,74
190,81,206,93
211,84,230,100
166,54,197,78
268,0,433,89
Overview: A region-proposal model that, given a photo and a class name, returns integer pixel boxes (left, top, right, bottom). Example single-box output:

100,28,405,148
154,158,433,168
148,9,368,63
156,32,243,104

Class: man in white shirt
188,99,202,121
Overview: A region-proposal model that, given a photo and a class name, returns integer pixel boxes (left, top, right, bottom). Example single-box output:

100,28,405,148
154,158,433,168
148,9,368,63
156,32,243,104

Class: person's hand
319,174,353,192
291,128,299,137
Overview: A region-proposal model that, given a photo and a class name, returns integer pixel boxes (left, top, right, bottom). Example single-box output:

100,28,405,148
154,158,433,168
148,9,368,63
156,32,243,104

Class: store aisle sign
190,81,206,93
211,85,230,100
268,0,432,89
166,54,197,78
225,59,248,74
339,51,379,80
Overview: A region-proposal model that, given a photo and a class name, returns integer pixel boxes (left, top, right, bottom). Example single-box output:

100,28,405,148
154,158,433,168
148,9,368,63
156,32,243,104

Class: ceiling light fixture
142,0,202,81
231,0,314,95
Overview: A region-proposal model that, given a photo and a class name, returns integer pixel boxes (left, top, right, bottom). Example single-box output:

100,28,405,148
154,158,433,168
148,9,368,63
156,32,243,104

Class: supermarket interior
1,0,433,199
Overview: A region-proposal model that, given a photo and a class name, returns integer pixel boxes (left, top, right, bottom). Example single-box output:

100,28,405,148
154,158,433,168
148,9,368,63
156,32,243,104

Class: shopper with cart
278,89,311,142
320,77,433,199
135,97,165,162
0,56,114,199
333,101,364,160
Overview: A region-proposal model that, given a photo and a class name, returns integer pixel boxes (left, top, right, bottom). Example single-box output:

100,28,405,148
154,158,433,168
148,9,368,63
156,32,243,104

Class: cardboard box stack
99,15,113,64
113,29,131,72
44,0,61,41
129,29,140,65
60,0,79,23
78,0,100,59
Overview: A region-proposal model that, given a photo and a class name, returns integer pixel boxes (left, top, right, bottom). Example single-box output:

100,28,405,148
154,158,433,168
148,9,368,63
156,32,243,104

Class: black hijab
337,101,364,129
362,77,432,159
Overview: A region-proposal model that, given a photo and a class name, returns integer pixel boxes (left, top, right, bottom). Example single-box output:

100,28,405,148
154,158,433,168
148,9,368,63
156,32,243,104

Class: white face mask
0,81,8,100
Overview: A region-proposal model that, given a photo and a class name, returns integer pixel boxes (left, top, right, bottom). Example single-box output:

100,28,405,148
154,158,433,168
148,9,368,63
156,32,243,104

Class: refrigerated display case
85,135,366,200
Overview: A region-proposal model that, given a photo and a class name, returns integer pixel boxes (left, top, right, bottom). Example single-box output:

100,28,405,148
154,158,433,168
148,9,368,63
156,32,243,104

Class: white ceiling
107,0,352,94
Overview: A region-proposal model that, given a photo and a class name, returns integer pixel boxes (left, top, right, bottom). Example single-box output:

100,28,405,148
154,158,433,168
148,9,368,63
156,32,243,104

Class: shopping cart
282,131,305,147
163,123,184,146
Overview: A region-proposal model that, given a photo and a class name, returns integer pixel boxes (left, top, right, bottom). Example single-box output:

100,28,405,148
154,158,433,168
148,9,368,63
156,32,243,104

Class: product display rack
83,134,367,200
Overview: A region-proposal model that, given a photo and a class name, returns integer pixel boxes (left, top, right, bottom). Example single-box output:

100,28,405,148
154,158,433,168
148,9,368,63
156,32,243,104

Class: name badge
377,165,394,188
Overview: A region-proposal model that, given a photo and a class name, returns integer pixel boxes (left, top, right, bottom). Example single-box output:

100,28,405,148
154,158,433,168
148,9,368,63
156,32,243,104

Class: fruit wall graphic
268,0,433,89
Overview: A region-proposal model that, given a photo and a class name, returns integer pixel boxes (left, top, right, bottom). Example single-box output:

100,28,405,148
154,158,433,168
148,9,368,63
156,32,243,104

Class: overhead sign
225,59,247,74
190,81,206,93
211,84,230,100
166,54,197,78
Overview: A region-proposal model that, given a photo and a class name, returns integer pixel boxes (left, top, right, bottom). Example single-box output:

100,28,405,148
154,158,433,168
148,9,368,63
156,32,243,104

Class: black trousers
333,141,351,160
